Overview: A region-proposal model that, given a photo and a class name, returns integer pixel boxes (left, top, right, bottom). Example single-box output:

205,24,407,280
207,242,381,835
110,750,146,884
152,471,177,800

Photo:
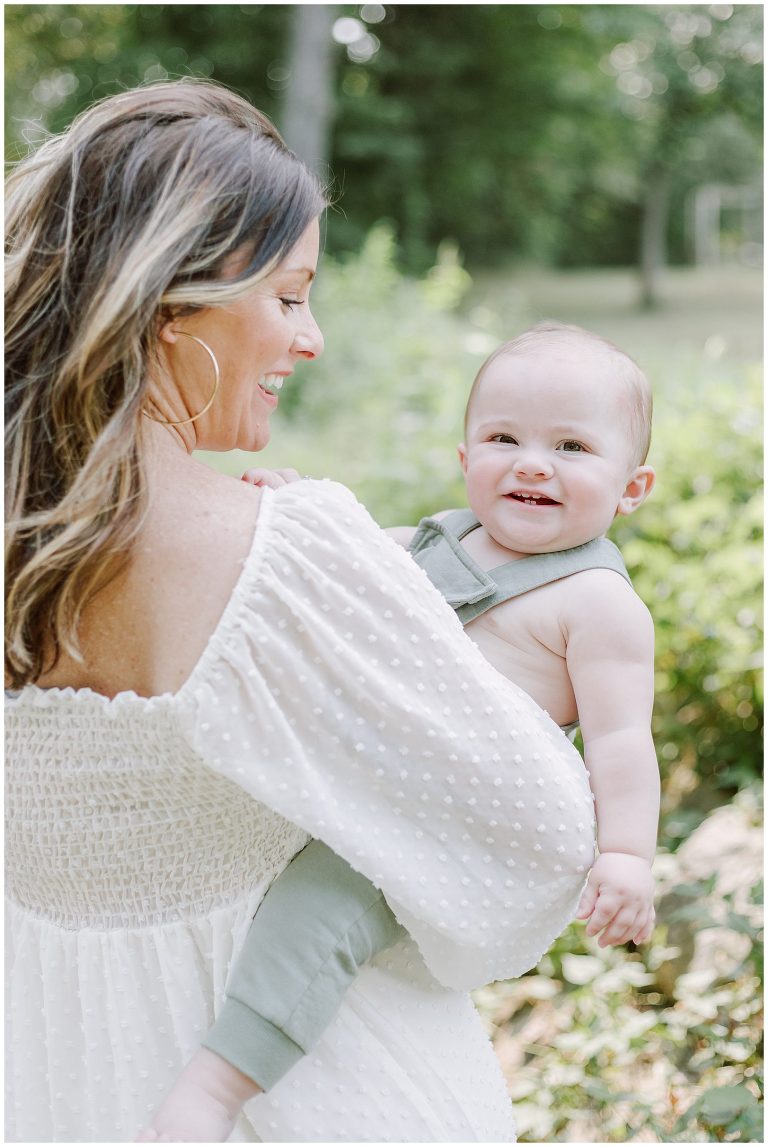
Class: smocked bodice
6,480,594,989
5,691,308,930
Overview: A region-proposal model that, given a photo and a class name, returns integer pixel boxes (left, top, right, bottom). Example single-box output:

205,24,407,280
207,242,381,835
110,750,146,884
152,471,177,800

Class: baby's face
459,344,648,555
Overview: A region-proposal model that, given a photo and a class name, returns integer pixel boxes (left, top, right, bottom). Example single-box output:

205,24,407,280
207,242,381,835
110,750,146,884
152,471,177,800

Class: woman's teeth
260,375,284,395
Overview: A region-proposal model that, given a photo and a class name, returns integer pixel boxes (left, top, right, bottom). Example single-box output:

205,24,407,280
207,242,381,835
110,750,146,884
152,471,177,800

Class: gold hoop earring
142,332,220,426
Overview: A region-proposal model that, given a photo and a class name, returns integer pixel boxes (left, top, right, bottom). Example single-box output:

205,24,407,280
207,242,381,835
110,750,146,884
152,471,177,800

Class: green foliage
473,807,763,1142
221,243,764,1141
211,229,763,802
611,362,763,802
207,222,495,526
5,5,762,272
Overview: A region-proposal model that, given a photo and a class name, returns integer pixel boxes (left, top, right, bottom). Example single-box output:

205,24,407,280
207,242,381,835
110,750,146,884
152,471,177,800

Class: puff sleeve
178,480,594,990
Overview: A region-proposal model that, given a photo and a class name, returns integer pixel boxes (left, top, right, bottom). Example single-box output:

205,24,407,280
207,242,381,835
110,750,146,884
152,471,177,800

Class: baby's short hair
465,320,653,467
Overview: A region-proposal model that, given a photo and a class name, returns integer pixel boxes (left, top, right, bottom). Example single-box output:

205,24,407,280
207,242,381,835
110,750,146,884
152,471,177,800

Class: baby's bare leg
136,1047,261,1143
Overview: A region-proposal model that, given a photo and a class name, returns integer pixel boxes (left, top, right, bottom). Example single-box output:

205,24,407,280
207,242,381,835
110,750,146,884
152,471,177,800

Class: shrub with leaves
200,234,763,1142
473,793,763,1142
216,228,762,803
200,222,500,524
611,360,762,810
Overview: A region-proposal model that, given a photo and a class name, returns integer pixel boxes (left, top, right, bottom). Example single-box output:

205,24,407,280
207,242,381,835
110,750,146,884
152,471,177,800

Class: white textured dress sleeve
179,480,595,990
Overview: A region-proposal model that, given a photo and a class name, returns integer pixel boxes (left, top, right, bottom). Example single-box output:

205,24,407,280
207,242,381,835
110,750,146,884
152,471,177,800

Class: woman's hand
575,851,655,947
240,467,305,488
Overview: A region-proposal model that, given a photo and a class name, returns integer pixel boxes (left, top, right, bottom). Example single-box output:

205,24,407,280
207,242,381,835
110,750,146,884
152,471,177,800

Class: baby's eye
489,433,518,445
559,440,586,453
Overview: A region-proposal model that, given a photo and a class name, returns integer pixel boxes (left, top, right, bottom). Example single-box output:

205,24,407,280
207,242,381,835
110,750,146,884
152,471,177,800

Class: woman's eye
280,297,303,310
559,440,585,453
489,433,518,445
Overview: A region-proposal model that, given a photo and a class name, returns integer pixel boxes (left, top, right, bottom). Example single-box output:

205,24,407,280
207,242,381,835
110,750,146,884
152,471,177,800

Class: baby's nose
513,451,553,479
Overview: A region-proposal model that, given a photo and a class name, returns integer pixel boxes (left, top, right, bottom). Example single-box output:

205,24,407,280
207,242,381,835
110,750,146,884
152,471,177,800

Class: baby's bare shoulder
561,569,654,651
563,567,650,614
386,525,418,547
385,508,460,549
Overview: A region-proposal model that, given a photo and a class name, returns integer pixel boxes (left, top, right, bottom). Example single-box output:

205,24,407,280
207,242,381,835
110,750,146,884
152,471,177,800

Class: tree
4,3,762,295
586,4,763,306
280,6,338,174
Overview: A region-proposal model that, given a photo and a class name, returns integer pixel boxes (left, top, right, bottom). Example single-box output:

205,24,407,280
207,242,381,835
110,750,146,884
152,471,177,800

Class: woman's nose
294,309,324,360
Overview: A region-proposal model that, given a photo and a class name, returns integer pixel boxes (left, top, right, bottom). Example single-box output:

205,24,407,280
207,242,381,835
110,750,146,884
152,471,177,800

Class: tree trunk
639,162,671,310
281,6,337,175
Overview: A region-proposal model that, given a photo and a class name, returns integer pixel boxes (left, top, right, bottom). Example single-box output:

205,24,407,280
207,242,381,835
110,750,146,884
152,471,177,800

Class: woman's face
160,218,323,452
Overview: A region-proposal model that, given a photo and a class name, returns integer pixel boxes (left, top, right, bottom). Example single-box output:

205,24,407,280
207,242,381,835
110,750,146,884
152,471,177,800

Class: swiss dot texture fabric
6,479,594,1142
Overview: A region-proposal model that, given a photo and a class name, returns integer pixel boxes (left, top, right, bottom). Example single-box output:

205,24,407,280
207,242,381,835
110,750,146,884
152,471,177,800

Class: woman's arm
182,480,594,989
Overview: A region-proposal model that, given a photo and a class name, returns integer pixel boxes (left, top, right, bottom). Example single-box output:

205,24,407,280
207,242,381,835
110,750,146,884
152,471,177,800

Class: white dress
5,480,595,1143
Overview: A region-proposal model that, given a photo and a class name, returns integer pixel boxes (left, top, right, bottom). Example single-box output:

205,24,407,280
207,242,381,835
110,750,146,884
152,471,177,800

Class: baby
140,321,659,1141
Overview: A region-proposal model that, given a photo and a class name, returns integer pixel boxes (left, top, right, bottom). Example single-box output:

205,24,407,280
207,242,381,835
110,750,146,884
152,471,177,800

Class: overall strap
408,512,631,626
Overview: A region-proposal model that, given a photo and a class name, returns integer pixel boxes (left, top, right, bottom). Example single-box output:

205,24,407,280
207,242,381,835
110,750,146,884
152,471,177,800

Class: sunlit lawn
467,264,762,367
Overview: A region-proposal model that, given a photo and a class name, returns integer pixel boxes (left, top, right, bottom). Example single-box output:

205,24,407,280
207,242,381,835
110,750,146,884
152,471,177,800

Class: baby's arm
138,840,403,1141
564,571,659,947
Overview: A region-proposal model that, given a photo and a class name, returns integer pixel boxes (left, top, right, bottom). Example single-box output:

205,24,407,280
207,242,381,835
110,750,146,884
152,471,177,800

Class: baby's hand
575,852,655,947
241,467,305,488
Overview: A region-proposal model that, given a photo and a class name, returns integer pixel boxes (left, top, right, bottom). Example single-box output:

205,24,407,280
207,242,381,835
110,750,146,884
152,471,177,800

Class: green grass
466,264,763,367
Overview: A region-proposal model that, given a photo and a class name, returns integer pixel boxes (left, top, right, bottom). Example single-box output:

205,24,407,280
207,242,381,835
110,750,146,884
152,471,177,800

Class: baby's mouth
506,491,560,507
259,374,285,397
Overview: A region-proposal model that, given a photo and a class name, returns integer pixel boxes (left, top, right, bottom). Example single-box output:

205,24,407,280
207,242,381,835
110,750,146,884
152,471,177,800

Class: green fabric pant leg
203,839,404,1089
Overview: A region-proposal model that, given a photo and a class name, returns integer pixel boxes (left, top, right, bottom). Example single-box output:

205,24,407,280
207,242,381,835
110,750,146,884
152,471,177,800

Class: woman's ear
616,465,656,517
158,321,179,346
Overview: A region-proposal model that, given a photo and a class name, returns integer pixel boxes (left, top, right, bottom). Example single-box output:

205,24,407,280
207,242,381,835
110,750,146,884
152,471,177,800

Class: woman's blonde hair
5,79,326,688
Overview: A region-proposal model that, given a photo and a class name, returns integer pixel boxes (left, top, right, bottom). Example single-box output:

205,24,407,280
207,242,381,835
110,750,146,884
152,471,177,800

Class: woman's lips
257,384,278,408
258,374,289,406
259,373,287,396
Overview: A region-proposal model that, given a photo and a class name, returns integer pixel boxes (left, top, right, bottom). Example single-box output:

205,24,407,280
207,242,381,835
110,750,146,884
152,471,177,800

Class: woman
5,80,594,1142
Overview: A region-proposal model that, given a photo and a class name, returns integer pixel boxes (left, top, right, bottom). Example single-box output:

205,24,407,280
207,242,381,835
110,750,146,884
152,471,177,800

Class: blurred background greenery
5,5,763,1141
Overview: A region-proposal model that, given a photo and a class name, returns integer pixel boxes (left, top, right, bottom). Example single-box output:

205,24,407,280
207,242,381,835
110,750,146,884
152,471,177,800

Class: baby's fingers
583,891,620,936
596,907,643,948
575,875,599,920
632,908,656,946
242,467,303,488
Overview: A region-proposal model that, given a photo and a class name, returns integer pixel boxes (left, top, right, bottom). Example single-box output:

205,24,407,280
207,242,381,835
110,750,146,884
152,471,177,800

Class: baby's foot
136,1047,261,1143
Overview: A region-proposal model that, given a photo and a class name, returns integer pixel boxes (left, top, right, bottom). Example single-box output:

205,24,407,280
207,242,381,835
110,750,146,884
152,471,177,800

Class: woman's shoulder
173,473,375,608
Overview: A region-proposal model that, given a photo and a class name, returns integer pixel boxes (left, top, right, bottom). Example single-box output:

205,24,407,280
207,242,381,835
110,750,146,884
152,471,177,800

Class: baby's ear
616,465,656,517
457,443,468,475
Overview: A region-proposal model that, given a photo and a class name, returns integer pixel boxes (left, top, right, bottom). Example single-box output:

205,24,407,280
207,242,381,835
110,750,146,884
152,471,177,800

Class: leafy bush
201,222,498,524
611,361,763,809
472,792,763,1143
201,232,764,1142
207,226,762,803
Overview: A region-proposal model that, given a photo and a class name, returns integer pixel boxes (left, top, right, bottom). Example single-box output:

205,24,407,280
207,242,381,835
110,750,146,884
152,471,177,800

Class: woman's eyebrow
278,266,316,281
